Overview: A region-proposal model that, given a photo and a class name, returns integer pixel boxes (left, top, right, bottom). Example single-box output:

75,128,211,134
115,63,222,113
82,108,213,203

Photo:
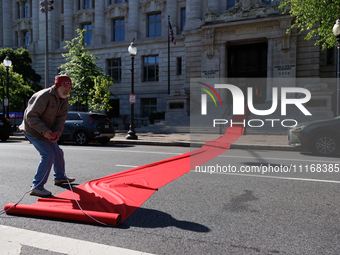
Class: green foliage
0,48,42,91
0,65,34,110
279,0,340,49
58,29,114,112
89,76,113,112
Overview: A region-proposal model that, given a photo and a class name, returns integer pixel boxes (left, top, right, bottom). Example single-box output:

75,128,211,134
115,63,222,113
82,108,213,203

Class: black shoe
54,177,75,186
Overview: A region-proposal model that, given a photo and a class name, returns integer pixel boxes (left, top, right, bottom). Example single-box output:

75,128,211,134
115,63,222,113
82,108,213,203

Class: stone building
0,0,337,120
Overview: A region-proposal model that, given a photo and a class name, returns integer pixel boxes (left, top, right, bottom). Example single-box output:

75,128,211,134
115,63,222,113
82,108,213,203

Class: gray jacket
19,86,69,140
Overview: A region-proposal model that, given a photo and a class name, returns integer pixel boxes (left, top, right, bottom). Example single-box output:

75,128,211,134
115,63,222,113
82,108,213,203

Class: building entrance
227,42,267,103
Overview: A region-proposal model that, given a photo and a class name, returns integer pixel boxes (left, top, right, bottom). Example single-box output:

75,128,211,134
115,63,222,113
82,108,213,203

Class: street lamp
40,0,54,88
3,55,12,119
333,18,340,116
126,39,138,140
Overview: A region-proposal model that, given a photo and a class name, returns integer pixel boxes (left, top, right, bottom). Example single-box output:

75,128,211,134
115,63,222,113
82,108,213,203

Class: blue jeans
24,132,66,189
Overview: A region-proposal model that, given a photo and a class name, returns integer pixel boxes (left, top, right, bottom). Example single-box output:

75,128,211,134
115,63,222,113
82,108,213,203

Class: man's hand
44,130,59,142
44,130,54,140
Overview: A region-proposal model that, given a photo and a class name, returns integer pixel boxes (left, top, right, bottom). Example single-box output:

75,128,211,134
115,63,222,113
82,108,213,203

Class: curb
110,139,193,147
229,143,306,152
8,135,304,152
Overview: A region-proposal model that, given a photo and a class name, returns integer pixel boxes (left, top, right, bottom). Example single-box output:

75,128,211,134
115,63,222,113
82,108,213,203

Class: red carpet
5,117,246,226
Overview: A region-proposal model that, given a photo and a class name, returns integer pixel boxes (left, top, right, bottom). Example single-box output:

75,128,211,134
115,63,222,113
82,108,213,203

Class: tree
0,48,42,91
0,64,34,111
58,29,114,112
89,76,113,112
279,0,340,49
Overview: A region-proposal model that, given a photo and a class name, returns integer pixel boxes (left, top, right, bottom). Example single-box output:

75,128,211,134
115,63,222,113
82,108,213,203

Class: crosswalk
0,225,154,255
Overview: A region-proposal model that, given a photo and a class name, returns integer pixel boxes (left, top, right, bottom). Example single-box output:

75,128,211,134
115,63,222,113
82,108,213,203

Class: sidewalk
9,129,299,152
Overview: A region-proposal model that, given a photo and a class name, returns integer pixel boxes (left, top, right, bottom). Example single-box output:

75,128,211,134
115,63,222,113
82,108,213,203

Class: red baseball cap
55,75,72,88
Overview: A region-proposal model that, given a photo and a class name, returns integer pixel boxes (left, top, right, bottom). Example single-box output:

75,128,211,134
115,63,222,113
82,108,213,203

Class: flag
169,21,176,45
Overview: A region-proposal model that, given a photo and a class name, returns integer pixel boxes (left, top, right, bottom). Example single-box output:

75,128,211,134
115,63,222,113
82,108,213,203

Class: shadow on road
120,207,210,232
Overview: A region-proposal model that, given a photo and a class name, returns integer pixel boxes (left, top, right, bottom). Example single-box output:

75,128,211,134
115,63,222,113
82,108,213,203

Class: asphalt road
1,140,340,254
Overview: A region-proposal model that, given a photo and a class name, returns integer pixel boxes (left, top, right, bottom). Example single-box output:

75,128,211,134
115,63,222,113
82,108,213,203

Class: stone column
185,0,201,30
219,42,228,106
220,42,226,78
208,0,220,15
167,0,177,34
32,0,39,43
93,0,105,44
64,0,73,41
128,0,139,40
3,0,12,47
38,4,45,46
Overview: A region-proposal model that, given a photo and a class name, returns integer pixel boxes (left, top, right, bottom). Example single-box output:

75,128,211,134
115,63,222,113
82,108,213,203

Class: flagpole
168,15,170,95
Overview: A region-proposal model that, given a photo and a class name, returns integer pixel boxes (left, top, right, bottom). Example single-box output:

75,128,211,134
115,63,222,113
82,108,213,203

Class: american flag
169,21,176,45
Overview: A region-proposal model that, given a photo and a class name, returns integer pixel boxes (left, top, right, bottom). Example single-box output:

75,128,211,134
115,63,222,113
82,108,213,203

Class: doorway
227,42,267,103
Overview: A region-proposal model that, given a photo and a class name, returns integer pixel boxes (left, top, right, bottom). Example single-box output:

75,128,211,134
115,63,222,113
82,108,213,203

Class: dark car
59,111,115,145
288,116,340,156
0,114,13,141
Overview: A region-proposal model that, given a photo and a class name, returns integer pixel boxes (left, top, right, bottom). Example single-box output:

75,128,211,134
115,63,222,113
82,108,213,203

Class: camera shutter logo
197,82,222,115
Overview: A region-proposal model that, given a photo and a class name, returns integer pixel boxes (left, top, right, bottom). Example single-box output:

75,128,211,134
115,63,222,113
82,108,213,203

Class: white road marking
217,154,340,164
191,170,340,184
116,164,139,168
0,239,21,255
5,143,336,164
0,225,154,255
116,164,340,184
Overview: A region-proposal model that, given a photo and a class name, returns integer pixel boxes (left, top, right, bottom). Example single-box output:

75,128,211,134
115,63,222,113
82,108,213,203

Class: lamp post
40,0,54,88
3,55,12,119
126,39,138,140
333,18,340,116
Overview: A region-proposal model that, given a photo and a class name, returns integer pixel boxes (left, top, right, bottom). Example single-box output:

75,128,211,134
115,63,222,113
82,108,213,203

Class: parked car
0,114,13,142
59,111,115,145
288,116,340,156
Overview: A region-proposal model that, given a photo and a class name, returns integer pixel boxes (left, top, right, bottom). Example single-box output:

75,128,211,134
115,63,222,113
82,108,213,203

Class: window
84,0,90,9
148,13,161,37
143,56,159,82
61,25,65,41
262,0,280,6
82,24,92,45
67,113,82,120
327,47,334,66
23,31,29,46
112,18,125,41
181,8,186,31
78,0,92,9
30,0,32,17
15,32,19,46
227,0,235,9
107,58,122,82
177,57,182,75
23,2,29,18
109,0,125,5
17,2,21,19
142,98,157,117
61,0,64,14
